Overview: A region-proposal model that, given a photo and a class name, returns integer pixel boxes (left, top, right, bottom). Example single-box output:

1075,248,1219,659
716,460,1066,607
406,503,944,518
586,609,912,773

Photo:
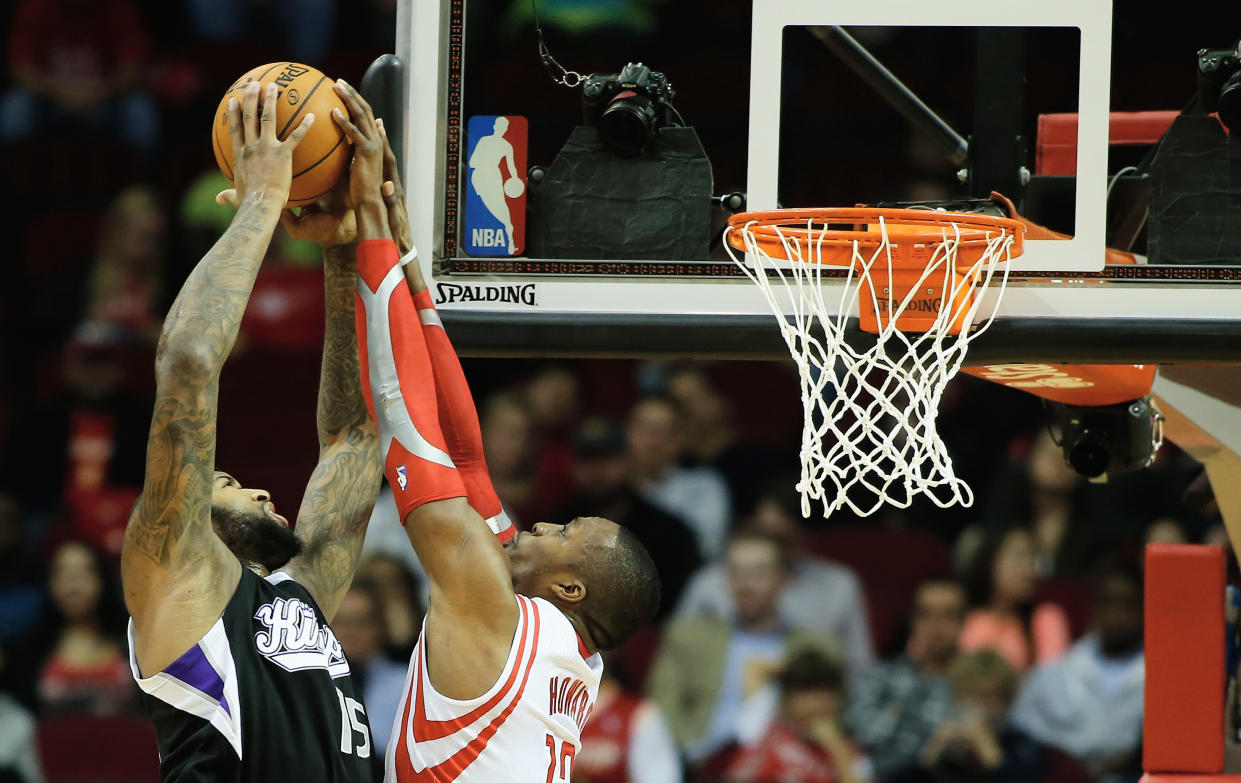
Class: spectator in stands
332,577,410,766
0,322,149,561
626,394,731,559
183,0,338,68
1145,517,1188,545
676,486,872,669
0,495,44,648
576,651,683,783
1,0,160,163
647,530,840,767
354,552,425,661
958,526,1070,674
555,416,702,620
480,390,546,527
912,651,1051,783
1010,563,1144,783
34,539,134,715
520,363,583,520
846,579,966,781
0,643,43,783
724,648,872,783
83,186,167,343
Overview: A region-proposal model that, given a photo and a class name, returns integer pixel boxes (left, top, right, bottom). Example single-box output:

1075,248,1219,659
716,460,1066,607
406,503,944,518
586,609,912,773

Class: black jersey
127,568,376,782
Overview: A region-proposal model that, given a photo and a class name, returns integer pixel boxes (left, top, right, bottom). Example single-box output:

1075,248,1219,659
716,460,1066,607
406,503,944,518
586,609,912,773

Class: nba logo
395,465,408,491
464,115,528,256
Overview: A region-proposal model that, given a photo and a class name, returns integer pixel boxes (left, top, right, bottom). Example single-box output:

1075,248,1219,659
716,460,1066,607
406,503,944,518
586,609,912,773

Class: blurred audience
909,651,1052,783
663,362,791,515
1,0,160,162
354,552,426,661
723,648,872,783
480,391,543,527
647,530,840,766
846,579,966,781
0,496,44,647
32,539,134,715
1144,517,1188,546
83,186,168,342
676,485,872,669
0,644,43,783
1010,564,1144,783
183,0,339,67
576,652,683,783
332,576,409,764
958,526,1070,674
626,394,731,560
554,416,702,619
0,322,149,561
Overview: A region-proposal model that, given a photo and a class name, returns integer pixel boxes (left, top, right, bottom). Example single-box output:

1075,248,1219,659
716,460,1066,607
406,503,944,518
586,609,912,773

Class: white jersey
386,594,603,782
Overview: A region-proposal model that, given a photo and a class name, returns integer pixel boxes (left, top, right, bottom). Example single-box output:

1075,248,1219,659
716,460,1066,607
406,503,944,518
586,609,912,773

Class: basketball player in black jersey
122,81,384,781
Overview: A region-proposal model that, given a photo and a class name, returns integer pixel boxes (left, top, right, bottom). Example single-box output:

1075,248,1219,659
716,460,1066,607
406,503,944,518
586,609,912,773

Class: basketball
212,62,351,206
503,177,524,199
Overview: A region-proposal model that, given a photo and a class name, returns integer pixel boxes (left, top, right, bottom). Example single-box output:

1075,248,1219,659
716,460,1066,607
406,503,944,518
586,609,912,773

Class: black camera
1197,44,1241,130
1045,398,1163,481
581,62,678,156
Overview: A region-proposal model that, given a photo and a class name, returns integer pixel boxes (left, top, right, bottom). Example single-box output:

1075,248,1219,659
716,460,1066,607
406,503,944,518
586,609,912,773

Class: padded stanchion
1144,543,1227,774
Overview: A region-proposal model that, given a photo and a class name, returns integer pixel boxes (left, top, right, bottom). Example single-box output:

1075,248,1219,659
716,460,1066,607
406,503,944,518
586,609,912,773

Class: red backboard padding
1140,776,1241,783
1036,111,1182,175
1144,543,1227,774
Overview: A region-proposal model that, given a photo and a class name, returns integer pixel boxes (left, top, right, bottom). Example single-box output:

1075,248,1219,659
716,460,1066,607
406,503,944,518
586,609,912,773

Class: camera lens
599,91,657,156
1217,70,1241,130
1067,433,1110,478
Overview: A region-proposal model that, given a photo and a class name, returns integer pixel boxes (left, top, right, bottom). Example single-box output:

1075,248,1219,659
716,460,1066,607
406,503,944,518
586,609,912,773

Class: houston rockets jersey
386,594,603,782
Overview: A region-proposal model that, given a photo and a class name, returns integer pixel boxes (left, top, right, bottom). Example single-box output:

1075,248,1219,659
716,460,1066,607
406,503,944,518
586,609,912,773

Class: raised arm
278,189,382,620
336,81,518,656
122,82,314,672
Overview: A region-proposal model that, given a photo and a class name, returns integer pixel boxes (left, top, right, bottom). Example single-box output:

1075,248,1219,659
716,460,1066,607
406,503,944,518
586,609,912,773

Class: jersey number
336,687,371,758
545,734,575,783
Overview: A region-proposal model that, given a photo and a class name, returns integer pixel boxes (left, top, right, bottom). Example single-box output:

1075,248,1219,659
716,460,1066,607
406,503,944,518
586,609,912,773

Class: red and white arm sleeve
409,277,515,543
354,239,467,521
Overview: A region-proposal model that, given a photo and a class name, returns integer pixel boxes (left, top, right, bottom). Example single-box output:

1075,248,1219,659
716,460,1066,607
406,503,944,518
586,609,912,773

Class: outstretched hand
331,79,385,209
216,82,314,207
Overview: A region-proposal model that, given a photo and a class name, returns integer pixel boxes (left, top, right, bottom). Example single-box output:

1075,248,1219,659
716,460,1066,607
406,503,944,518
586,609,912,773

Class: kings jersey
128,569,375,782
387,594,603,782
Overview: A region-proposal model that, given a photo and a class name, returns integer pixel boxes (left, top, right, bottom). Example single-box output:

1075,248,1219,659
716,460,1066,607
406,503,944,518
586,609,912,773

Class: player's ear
551,578,586,605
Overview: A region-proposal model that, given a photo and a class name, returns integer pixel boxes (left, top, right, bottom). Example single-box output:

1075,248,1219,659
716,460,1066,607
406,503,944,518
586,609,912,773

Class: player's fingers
381,181,395,199
215,188,238,207
334,80,377,135
284,113,315,148
260,83,278,140
226,98,243,159
377,121,403,188
331,108,362,145
242,81,261,144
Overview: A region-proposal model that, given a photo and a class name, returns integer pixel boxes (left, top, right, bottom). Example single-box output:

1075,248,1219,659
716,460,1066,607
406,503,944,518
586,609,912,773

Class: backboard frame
392,0,1241,363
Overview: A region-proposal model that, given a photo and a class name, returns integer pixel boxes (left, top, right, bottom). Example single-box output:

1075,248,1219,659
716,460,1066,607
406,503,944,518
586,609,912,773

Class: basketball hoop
724,206,1025,518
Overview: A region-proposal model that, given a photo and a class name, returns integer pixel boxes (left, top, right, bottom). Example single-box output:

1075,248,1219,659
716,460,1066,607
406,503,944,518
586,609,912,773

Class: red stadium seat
37,713,161,783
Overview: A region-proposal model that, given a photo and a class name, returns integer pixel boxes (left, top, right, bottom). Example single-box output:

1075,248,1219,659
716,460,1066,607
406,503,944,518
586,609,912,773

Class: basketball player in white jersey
331,83,661,782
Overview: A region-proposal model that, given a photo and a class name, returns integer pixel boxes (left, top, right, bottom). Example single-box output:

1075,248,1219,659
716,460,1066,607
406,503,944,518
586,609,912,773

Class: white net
725,214,1016,518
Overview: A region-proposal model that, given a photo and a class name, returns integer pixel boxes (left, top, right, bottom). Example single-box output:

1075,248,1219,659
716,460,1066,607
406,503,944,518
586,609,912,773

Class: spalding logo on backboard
464,115,528,257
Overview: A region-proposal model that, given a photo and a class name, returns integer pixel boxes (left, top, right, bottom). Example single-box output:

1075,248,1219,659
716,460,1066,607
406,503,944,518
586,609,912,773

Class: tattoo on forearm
126,200,281,569
317,245,371,444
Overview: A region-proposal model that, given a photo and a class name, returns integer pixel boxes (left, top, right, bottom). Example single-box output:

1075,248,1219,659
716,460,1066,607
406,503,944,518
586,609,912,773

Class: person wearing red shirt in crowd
1,0,160,158
576,655,682,783
724,649,872,783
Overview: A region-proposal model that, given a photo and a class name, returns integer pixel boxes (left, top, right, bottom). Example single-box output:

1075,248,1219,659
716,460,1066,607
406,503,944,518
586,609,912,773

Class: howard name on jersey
388,594,603,782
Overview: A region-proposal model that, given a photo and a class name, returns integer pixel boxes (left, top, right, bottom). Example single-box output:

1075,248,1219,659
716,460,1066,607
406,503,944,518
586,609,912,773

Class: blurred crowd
0,1,1229,782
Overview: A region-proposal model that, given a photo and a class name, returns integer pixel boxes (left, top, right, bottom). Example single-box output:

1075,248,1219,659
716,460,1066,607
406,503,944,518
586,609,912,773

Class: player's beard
210,506,304,572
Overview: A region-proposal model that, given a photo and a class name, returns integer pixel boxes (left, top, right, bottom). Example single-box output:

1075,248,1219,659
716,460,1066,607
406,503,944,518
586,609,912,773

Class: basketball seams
293,133,347,179
278,74,327,140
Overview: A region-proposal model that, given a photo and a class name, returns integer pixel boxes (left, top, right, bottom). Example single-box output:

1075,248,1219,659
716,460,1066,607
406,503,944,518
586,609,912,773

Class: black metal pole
360,54,406,174
808,25,969,167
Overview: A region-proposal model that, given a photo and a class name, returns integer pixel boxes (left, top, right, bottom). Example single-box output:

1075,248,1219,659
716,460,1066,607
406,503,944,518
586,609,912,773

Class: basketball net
725,210,1021,518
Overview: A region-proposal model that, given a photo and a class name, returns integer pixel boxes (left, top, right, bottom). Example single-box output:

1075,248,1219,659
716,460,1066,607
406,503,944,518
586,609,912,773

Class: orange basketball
212,62,350,206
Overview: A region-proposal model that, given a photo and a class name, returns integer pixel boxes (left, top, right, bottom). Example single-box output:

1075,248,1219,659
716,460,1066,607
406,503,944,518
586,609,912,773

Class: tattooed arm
122,83,314,675
278,208,382,619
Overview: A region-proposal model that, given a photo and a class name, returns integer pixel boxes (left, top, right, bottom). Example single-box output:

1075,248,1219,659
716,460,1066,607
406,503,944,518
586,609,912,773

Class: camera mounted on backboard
1196,42,1241,131
1044,397,1164,483
582,62,678,156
